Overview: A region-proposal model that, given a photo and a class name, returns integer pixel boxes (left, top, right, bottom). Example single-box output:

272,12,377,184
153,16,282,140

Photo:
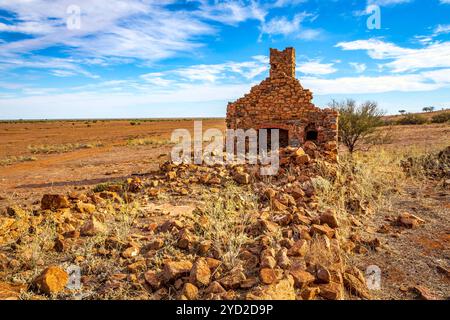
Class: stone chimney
269,47,296,78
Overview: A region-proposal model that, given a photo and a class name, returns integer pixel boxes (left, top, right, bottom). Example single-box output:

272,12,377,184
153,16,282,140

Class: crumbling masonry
226,47,338,154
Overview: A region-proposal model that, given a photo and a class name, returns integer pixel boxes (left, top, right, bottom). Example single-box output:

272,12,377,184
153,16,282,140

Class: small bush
431,112,450,124
127,137,171,147
28,142,103,154
396,114,427,125
0,155,37,166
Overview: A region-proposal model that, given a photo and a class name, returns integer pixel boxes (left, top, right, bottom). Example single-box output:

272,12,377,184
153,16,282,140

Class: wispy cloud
349,62,367,73
297,60,337,75
367,0,413,6
259,12,321,40
0,1,218,65
434,24,450,35
336,39,450,72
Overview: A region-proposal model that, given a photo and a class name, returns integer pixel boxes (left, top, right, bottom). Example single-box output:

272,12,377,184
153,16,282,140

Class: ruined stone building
226,47,338,153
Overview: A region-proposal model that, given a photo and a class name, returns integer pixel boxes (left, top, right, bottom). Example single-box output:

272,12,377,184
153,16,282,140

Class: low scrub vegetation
28,142,103,154
127,137,171,147
396,114,428,125
0,155,37,166
431,112,450,124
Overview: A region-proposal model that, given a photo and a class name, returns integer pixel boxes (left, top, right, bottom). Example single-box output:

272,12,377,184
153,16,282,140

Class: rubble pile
0,142,370,300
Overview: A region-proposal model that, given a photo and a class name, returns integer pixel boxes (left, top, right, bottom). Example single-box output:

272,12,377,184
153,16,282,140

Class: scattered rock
219,271,246,290
319,282,343,300
259,268,281,285
33,266,68,295
189,258,211,287
288,239,308,257
163,260,193,282
276,248,291,269
410,285,440,300
260,255,277,269
205,281,226,294
121,246,140,259
80,216,107,236
41,194,70,211
246,276,296,300
144,270,161,290
289,268,315,289
146,238,164,250
315,265,331,284
181,283,198,300
75,202,96,214
397,212,425,229
0,282,27,300
319,210,339,228
233,172,250,185
343,272,371,299
311,224,335,238
301,286,320,300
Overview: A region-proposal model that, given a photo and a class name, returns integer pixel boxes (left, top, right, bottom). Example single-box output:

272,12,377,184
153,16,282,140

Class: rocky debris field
0,143,448,300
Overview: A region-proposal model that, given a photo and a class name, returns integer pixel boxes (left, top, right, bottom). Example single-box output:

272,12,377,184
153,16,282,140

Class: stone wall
226,47,338,155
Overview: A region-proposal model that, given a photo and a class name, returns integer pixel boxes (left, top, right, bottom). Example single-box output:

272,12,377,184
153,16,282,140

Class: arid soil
0,120,449,300
0,119,224,208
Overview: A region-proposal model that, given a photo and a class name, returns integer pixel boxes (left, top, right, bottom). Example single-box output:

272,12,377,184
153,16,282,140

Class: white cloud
261,13,306,35
0,55,99,78
349,62,367,73
0,1,218,65
297,60,337,75
195,0,267,25
303,72,443,95
259,12,321,40
336,38,450,72
140,56,269,84
434,24,450,35
421,68,450,84
440,0,450,4
367,0,412,6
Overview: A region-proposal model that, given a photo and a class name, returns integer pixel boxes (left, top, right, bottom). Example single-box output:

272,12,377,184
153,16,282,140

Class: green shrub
396,114,427,125
431,112,450,124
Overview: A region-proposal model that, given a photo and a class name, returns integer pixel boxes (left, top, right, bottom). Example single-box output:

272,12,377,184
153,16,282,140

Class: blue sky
0,0,450,119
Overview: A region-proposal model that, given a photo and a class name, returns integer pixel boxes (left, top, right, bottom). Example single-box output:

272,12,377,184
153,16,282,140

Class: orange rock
182,283,198,300
246,276,296,300
311,224,335,238
41,194,70,211
189,258,211,287
33,266,68,295
163,260,193,282
289,268,315,289
144,270,161,289
343,272,371,299
288,239,308,257
319,210,339,228
397,212,425,229
0,282,27,300
319,282,344,300
259,268,281,285
301,286,320,300
80,216,107,236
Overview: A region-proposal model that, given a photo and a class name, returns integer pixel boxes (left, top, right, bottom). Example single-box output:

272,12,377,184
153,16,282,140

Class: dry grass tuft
195,183,258,270
0,155,37,166
28,141,103,154
126,137,171,147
